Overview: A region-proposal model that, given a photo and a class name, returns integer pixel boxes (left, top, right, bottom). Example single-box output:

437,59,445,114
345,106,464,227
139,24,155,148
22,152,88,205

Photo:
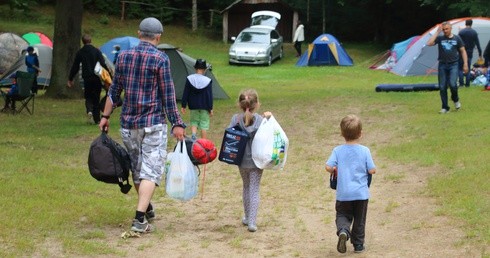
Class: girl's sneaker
248,224,257,232
241,216,248,226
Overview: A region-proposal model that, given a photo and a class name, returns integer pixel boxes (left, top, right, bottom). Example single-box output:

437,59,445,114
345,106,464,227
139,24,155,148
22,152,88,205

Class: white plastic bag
252,115,289,170
165,140,199,201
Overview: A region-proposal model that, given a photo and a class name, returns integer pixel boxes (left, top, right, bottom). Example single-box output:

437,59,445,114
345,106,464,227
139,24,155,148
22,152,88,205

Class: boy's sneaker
145,209,155,222
439,108,449,114
354,244,365,253
337,231,348,253
455,101,461,110
130,219,154,233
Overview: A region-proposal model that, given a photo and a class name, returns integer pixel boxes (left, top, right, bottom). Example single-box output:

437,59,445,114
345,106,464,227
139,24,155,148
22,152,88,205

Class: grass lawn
0,6,488,257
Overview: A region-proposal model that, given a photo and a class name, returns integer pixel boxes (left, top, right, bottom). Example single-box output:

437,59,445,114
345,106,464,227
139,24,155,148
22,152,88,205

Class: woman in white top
293,21,305,57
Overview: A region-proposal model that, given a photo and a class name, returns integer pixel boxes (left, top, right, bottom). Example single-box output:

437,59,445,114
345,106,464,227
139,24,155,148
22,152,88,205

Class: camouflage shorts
120,124,168,186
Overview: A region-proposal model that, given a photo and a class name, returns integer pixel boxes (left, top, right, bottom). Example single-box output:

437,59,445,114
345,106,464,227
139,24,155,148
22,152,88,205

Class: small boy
181,59,213,140
1,74,18,112
325,114,376,253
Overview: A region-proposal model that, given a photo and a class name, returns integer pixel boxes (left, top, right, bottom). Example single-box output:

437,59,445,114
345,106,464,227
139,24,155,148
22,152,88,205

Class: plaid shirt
109,41,184,129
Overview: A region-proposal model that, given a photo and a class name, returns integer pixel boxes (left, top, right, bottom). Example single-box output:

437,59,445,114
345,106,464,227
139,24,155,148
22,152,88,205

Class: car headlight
229,47,236,54
257,49,266,54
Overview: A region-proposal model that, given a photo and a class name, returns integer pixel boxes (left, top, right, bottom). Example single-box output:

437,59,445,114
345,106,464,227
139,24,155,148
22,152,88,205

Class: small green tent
157,43,229,100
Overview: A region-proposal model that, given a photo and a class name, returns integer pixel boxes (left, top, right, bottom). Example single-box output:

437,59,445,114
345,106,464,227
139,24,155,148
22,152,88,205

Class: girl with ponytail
227,89,271,232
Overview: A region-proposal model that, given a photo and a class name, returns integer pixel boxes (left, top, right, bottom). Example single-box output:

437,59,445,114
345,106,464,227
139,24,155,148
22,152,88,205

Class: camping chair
11,71,36,115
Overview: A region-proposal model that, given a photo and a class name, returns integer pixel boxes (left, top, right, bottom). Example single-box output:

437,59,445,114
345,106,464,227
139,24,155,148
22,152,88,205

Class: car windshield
236,31,269,44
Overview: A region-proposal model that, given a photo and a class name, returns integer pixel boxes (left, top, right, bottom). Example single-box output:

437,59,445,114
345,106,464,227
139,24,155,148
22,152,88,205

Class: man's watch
101,115,110,119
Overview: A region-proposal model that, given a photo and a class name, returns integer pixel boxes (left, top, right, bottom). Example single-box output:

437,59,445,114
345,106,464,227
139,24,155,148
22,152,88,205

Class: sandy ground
40,102,487,257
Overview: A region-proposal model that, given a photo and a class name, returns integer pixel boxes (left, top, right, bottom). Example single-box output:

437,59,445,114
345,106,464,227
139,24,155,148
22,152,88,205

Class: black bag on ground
88,132,132,194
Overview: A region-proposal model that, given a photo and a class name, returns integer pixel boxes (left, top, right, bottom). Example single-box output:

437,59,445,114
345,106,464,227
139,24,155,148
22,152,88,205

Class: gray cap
139,17,163,34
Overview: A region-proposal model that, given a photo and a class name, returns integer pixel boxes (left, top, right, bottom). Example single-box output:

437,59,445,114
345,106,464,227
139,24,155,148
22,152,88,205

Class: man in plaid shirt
100,17,185,233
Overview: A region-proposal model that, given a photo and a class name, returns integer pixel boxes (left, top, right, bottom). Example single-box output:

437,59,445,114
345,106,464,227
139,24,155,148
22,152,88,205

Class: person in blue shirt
326,114,376,254
1,74,18,112
25,46,41,93
112,45,120,64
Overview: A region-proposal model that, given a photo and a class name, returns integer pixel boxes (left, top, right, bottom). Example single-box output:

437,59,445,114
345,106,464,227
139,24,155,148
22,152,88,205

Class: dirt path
71,103,484,257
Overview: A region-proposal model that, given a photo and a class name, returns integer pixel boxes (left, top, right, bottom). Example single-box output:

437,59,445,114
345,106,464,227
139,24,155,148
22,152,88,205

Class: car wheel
267,54,272,66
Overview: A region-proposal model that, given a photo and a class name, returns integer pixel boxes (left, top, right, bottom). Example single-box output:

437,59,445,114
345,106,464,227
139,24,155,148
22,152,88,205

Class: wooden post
121,1,125,21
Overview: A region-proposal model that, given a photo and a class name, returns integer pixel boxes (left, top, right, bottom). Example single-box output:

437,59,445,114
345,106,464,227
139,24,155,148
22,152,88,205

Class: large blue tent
296,34,353,66
100,36,140,64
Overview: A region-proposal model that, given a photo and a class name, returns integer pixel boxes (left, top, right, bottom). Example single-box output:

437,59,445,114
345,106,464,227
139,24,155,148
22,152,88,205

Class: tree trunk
192,0,197,31
46,0,83,99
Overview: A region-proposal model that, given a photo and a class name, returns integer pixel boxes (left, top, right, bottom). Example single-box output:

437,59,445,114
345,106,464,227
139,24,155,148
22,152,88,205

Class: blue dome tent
296,34,353,66
100,36,140,64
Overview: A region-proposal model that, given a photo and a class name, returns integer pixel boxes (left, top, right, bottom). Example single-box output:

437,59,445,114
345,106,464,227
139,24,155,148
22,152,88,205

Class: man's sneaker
248,224,257,232
130,219,154,233
145,210,155,222
87,112,93,124
455,101,461,110
354,244,365,253
439,108,449,114
337,231,348,253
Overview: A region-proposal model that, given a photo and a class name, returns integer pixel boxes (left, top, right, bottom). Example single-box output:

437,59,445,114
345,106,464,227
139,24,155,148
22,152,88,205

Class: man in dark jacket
67,34,109,124
458,19,482,87
181,59,213,140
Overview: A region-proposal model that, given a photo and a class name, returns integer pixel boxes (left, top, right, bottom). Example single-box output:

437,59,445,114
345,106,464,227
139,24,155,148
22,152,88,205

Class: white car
229,11,283,66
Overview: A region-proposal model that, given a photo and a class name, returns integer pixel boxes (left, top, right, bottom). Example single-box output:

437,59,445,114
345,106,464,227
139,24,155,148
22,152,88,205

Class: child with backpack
325,114,376,253
227,89,271,232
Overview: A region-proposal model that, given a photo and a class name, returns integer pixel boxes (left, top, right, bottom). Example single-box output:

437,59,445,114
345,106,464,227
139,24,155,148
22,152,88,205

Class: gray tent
0,32,28,75
157,43,229,100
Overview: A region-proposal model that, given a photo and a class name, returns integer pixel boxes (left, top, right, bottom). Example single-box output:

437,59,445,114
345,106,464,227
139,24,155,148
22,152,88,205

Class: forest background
5,0,490,45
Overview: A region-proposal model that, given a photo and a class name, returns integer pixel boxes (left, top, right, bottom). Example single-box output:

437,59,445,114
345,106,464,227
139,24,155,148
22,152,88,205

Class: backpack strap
101,132,132,194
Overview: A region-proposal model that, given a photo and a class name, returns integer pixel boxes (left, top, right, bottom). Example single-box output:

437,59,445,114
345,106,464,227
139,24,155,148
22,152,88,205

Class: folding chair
12,71,36,115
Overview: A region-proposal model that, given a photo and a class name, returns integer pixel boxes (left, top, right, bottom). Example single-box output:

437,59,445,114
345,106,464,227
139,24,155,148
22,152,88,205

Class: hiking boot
248,224,257,232
337,231,348,253
354,244,365,253
130,219,154,233
242,216,248,226
455,101,461,110
145,209,155,222
439,108,449,114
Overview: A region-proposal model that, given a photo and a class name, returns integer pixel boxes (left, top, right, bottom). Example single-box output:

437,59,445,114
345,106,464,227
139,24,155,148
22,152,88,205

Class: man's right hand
99,118,109,133
67,80,73,88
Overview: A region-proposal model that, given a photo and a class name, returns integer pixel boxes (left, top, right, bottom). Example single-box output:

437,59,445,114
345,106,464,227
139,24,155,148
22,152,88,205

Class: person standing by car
99,17,185,234
181,59,213,140
458,19,482,87
427,21,468,114
293,20,305,57
68,34,109,124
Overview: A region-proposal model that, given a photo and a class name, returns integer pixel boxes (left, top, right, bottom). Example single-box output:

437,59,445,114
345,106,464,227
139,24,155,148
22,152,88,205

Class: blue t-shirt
326,144,376,201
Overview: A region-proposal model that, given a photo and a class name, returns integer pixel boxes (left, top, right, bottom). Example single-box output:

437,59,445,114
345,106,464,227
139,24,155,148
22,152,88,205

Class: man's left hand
172,126,185,141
